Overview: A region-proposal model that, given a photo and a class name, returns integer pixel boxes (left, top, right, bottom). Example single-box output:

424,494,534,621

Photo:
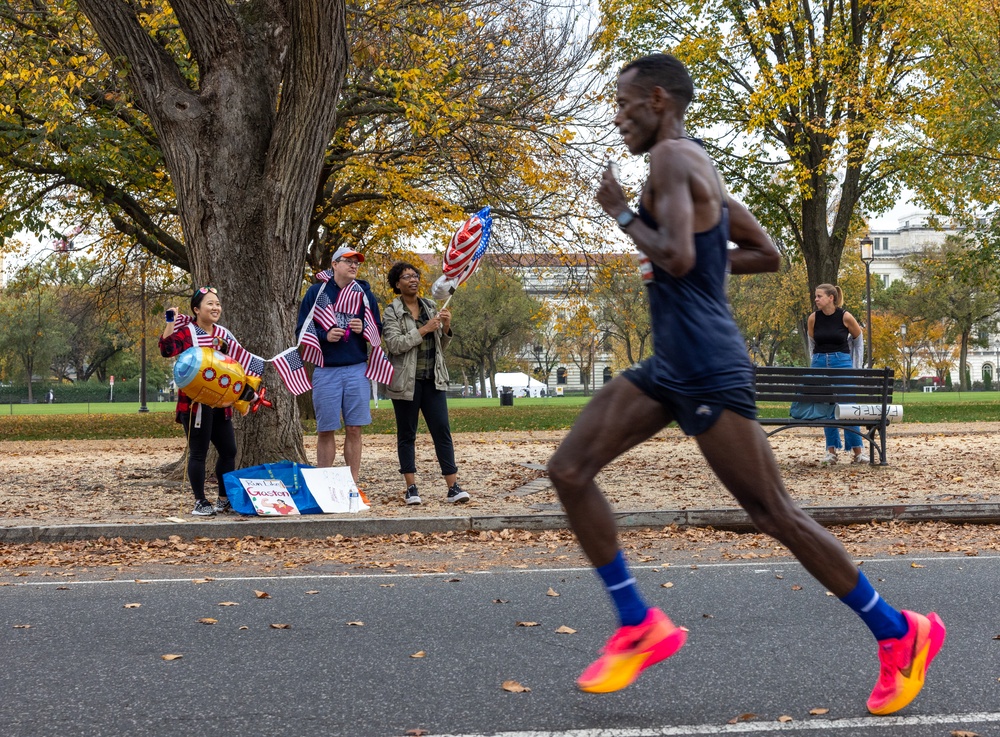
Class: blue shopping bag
223,461,323,516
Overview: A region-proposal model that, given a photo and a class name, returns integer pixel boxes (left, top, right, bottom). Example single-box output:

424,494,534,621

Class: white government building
867,213,998,387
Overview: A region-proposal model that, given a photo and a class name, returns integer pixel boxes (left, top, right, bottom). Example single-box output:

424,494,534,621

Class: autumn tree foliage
0,0,603,464
903,0,1000,222
447,265,542,398
595,0,925,291
901,236,1000,389
588,256,651,368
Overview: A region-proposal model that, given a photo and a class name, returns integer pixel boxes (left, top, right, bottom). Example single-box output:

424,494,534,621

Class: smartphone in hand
165,309,176,322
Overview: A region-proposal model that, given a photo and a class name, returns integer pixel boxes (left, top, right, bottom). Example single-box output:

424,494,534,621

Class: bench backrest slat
754,366,894,406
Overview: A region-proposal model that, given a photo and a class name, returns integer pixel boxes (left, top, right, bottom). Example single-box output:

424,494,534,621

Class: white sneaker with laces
823,451,838,464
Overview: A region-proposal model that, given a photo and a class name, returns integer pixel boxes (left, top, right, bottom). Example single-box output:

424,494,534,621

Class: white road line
6,553,999,587
432,711,1000,736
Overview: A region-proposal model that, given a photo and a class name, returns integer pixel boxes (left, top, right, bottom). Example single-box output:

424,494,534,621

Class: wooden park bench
753,366,896,465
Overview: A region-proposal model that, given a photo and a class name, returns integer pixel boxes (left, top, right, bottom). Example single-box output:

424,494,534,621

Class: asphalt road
2,554,999,737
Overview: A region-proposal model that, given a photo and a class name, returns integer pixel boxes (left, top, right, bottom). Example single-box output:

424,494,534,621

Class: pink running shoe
577,607,688,693
867,610,946,715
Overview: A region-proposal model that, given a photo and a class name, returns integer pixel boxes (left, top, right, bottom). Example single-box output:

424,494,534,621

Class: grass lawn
0,401,177,416
0,391,996,441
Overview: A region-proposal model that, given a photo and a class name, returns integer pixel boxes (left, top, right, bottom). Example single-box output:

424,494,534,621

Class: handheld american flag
271,347,312,395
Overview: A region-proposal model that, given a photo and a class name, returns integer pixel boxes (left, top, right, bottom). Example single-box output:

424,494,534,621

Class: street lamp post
900,324,907,393
138,260,149,413
860,235,874,368
994,341,1000,393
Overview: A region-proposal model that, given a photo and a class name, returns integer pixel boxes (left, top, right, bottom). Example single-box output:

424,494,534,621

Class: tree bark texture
77,0,349,466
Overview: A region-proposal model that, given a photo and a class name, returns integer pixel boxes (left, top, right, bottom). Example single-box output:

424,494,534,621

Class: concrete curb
2,503,999,544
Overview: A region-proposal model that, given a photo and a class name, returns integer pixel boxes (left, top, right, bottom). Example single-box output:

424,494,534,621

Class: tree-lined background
2,0,1000,461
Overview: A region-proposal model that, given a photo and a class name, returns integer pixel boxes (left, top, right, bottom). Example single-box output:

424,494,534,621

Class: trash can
555,386,564,397
499,386,514,406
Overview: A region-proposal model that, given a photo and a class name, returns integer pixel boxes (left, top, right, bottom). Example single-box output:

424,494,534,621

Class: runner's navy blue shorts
622,360,757,436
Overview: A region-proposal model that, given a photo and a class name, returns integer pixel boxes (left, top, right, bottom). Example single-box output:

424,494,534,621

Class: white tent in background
493,371,547,398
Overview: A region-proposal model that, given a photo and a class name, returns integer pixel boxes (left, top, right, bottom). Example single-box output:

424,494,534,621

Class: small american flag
271,348,312,395
300,324,324,366
243,353,265,378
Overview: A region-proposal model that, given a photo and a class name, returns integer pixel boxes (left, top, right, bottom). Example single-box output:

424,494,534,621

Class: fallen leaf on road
951,731,979,737
911,563,925,568
555,626,576,634
347,621,364,626
546,587,559,596
239,626,248,630
270,623,291,629
197,618,218,625
809,707,829,715
13,624,31,629
305,590,319,595
727,713,755,724
161,654,182,661
123,603,141,609
410,651,426,658
218,602,239,607
380,584,395,588
777,715,793,723
516,621,539,627
405,729,429,736
192,578,213,584
791,585,803,591
501,680,531,693
493,599,508,603
254,590,271,599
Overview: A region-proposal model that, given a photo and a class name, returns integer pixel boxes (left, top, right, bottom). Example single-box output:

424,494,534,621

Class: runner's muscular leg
548,377,672,568
694,411,859,596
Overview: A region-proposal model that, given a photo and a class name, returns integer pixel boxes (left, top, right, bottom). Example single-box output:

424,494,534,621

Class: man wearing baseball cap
296,246,382,483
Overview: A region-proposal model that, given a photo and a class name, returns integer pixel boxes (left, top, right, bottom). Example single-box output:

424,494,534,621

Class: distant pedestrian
47,389,54,404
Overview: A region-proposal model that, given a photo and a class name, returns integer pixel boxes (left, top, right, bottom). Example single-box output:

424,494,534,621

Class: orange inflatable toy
173,347,263,415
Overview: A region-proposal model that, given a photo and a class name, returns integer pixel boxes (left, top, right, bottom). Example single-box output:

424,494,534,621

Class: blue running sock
596,550,649,627
840,571,908,641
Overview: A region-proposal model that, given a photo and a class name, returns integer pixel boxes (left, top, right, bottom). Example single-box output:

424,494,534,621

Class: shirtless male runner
546,53,945,715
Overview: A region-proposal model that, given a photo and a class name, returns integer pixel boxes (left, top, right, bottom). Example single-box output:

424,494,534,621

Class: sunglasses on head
198,286,218,294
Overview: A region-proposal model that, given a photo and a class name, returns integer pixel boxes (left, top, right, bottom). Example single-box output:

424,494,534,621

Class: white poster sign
300,466,369,514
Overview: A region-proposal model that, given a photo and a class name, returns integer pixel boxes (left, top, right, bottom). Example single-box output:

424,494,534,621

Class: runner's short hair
621,53,694,110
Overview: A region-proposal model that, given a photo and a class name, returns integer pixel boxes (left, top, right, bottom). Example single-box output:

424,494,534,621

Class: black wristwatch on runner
616,209,636,230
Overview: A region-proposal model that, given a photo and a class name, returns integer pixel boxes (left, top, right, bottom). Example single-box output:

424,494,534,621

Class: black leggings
391,379,457,477
180,405,237,501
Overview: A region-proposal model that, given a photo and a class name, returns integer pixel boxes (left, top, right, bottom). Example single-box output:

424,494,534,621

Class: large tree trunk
78,0,349,466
